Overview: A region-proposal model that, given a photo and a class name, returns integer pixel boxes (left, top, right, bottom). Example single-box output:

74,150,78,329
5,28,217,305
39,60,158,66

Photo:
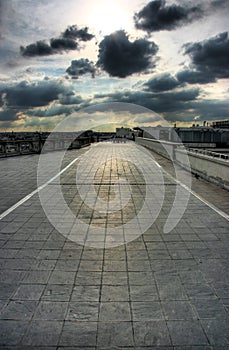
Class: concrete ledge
136,137,181,160
176,148,229,190
136,137,229,190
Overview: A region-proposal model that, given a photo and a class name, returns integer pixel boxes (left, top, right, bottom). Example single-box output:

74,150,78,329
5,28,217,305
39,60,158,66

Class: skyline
0,0,229,131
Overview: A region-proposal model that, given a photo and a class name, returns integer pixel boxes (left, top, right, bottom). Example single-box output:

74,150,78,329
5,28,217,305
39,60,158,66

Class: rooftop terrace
0,141,228,349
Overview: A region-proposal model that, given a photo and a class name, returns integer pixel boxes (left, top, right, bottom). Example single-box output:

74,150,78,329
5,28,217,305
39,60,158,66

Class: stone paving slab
0,141,228,349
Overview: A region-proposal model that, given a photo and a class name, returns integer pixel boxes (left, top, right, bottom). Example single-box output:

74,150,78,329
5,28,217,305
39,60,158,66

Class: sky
0,0,228,131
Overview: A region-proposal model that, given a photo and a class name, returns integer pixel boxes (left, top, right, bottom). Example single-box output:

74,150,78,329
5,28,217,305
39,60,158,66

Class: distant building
116,127,131,137
136,126,229,147
175,126,229,146
0,130,94,157
211,120,229,129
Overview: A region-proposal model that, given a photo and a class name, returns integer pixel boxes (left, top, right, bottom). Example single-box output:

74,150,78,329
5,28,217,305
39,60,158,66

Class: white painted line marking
159,163,229,221
0,155,81,221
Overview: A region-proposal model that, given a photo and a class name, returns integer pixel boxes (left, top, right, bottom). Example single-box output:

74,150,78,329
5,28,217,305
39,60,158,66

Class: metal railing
186,147,229,161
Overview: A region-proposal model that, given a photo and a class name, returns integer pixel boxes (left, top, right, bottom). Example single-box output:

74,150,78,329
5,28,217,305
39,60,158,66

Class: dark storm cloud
20,24,94,57
183,32,229,79
210,0,229,10
0,94,3,107
144,73,181,92
20,41,54,57
190,99,229,120
1,79,70,108
66,59,95,79
94,87,200,114
0,0,4,25
59,92,83,105
161,88,200,102
176,69,216,84
134,0,203,32
176,32,229,85
27,98,90,120
63,25,94,42
94,87,229,122
50,38,78,50
0,108,19,121
97,30,159,78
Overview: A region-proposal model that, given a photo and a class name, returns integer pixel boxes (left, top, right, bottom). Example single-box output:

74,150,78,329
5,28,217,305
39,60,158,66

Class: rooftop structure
212,120,229,129
137,126,229,147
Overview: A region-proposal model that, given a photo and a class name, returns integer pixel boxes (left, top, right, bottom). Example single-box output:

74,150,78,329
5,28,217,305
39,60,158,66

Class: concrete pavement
0,141,228,349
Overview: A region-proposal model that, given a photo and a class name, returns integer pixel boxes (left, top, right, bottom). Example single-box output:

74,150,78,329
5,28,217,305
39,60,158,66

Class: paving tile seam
141,229,175,346
124,239,137,347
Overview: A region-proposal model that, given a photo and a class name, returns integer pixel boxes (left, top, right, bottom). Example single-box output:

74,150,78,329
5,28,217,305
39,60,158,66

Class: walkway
0,141,228,349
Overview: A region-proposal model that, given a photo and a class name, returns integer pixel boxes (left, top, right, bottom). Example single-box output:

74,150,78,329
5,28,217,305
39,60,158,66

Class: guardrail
186,147,229,161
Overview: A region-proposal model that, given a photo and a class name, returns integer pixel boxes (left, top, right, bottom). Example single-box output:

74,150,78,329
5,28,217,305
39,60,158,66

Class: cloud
134,0,203,32
97,30,159,78
1,79,70,108
59,92,83,105
183,32,229,79
0,93,3,107
20,41,54,57
161,88,200,102
63,25,94,41
0,0,4,27
0,78,86,126
190,98,229,120
20,24,94,57
50,38,78,50
144,73,181,92
210,0,229,10
20,39,79,57
94,87,201,114
176,69,216,84
28,104,76,118
177,32,229,85
0,108,19,122
66,59,95,79
17,114,64,130
94,86,229,123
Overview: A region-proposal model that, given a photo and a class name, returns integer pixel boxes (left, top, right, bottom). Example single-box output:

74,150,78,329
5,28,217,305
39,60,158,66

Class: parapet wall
175,148,229,190
136,137,229,190
135,137,178,160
